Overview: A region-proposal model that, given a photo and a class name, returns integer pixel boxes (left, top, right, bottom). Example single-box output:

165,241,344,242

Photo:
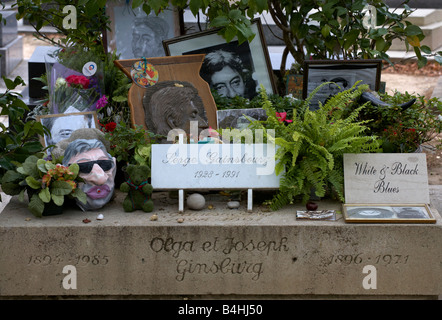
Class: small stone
227,201,240,209
208,204,214,210
186,193,205,210
82,218,91,223
177,218,184,223
150,214,158,221
96,214,104,220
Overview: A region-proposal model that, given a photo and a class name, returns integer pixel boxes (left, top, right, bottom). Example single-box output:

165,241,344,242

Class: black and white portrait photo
217,108,267,130
111,6,178,59
185,41,258,100
163,19,276,98
38,112,97,150
303,60,382,110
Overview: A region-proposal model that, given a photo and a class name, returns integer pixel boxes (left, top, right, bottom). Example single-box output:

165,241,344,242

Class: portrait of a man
185,41,258,100
143,81,209,142
131,16,170,58
62,139,116,211
39,112,96,151
113,7,177,59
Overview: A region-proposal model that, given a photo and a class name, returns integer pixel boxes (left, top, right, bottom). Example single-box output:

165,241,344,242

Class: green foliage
1,155,86,217
15,0,110,60
134,0,441,74
249,85,381,210
0,76,48,201
212,89,302,120
105,121,163,170
339,90,442,153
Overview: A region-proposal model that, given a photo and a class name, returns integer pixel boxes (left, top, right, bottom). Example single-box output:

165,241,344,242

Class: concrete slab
0,35,23,77
0,191,441,298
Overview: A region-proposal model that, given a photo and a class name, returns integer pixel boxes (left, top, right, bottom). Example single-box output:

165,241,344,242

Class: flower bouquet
48,62,106,114
46,47,107,114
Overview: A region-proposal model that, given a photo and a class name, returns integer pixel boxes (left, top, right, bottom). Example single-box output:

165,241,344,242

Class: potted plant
249,84,381,210
1,155,87,217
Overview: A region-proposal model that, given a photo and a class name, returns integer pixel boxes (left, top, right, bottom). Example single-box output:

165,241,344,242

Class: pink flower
96,95,108,110
276,112,293,123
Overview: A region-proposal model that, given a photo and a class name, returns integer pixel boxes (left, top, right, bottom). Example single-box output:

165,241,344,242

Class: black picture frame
303,59,382,110
163,18,276,99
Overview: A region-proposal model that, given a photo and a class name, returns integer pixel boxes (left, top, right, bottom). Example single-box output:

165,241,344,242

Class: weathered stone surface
0,35,22,77
0,11,18,47
0,191,441,298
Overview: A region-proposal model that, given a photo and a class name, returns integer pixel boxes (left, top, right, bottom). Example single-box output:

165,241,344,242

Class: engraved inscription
321,253,410,267
149,236,290,282
27,254,109,267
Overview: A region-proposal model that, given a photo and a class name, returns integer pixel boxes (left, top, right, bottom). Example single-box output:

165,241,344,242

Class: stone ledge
0,191,441,298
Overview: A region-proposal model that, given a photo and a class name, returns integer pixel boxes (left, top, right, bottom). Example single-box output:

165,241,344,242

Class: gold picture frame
342,203,437,224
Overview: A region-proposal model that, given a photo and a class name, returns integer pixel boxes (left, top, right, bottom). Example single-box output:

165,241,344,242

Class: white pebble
187,193,205,210
96,214,104,220
227,201,240,209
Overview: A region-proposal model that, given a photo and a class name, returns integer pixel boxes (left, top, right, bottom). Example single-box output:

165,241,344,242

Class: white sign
152,144,281,190
343,153,430,204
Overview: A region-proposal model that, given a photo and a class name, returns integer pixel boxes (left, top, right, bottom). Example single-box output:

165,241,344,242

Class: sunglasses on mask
73,160,114,174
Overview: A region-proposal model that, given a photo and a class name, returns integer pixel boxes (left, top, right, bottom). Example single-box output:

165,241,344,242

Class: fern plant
250,84,381,211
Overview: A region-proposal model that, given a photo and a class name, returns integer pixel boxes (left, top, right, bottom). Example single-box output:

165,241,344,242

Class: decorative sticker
131,58,159,88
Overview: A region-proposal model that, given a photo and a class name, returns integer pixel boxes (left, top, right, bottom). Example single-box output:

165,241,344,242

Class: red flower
105,122,117,132
66,75,90,89
276,112,293,123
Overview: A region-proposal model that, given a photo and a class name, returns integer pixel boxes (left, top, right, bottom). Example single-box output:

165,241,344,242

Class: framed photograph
37,112,99,150
217,108,268,130
163,18,276,100
342,204,437,224
303,59,382,110
106,2,180,59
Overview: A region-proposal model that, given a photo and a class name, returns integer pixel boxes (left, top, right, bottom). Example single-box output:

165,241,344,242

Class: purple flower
96,95,108,110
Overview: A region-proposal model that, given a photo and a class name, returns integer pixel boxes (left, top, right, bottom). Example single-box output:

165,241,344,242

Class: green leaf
37,159,47,173
420,45,432,54
3,77,15,90
417,56,428,69
210,16,230,28
25,176,41,189
405,25,423,36
228,9,242,21
51,194,64,206
50,181,73,196
72,188,87,205
131,0,143,9
1,170,23,183
39,188,51,203
188,0,203,16
112,95,128,103
28,194,44,217
435,55,442,65
321,25,331,38
45,161,56,171
68,163,79,178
